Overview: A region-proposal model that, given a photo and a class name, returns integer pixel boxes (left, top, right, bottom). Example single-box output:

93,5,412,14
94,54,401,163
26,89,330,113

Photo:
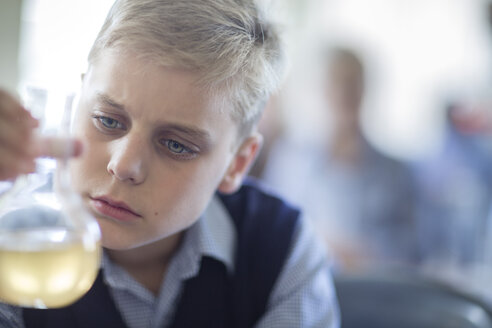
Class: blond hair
88,0,286,137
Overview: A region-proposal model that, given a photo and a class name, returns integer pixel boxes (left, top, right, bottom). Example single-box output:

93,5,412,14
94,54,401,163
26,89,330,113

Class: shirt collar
184,194,236,273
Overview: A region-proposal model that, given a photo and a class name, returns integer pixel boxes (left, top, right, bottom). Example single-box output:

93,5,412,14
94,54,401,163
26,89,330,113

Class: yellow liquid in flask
0,229,100,308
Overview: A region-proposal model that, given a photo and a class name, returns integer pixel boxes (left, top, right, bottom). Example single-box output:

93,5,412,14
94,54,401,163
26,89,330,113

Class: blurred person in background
413,1,492,287
260,47,419,272
414,103,492,273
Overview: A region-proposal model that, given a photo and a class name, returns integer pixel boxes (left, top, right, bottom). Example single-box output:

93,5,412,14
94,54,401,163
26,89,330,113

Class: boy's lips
89,196,142,222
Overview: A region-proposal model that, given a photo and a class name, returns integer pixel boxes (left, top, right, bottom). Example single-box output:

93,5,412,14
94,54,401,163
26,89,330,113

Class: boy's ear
218,133,263,194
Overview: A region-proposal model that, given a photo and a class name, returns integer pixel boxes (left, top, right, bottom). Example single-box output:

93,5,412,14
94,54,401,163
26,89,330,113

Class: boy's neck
106,232,183,295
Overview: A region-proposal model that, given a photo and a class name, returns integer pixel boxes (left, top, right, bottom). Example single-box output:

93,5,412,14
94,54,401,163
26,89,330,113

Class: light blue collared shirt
0,195,340,327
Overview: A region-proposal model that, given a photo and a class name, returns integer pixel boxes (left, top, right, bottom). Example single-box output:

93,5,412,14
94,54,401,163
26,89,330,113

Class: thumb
33,136,83,159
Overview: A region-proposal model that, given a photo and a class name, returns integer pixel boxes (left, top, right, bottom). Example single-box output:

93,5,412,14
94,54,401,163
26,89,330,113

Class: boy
0,0,339,327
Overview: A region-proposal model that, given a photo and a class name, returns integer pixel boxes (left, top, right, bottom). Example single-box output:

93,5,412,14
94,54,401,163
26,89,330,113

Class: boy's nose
106,135,149,185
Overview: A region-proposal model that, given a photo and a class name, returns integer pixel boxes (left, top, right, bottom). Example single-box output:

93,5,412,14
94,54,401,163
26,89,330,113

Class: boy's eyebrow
160,123,212,143
96,92,125,111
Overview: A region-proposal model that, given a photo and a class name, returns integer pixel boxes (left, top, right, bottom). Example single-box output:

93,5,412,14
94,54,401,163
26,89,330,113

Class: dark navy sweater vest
22,181,300,328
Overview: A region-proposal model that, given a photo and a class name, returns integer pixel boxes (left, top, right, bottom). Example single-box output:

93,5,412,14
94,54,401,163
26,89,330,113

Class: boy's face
70,50,244,250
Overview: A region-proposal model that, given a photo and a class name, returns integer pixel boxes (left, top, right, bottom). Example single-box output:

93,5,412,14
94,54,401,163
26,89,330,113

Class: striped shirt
0,195,340,327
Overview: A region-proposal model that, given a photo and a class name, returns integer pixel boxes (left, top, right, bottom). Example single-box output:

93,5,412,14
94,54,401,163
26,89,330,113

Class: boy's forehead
88,51,192,96
88,49,236,108
89,49,188,79
85,50,238,123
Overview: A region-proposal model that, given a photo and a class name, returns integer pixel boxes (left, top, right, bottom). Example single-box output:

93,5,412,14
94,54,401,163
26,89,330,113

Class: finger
0,117,34,157
0,91,38,130
0,89,27,120
33,136,84,159
20,111,39,128
0,147,36,181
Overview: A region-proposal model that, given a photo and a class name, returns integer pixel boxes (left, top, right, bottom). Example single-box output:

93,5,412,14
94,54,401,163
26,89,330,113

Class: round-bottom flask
0,94,101,309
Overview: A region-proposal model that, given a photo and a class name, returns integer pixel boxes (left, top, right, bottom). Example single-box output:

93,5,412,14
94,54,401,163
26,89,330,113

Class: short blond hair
88,0,286,137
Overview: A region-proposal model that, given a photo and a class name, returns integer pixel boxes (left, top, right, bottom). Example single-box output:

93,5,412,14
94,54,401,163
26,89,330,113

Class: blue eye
162,139,197,160
99,116,120,129
166,140,186,153
92,115,126,131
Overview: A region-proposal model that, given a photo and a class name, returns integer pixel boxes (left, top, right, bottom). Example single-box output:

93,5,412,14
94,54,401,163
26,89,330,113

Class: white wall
19,0,114,93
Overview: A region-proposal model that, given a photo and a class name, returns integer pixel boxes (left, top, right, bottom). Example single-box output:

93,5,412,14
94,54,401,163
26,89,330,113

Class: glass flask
0,91,101,309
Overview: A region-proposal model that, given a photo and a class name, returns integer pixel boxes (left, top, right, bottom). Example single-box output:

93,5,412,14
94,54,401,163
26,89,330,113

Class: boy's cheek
69,141,107,187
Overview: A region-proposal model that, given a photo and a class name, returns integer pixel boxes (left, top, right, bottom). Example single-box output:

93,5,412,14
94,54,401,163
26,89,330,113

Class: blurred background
2,0,492,306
